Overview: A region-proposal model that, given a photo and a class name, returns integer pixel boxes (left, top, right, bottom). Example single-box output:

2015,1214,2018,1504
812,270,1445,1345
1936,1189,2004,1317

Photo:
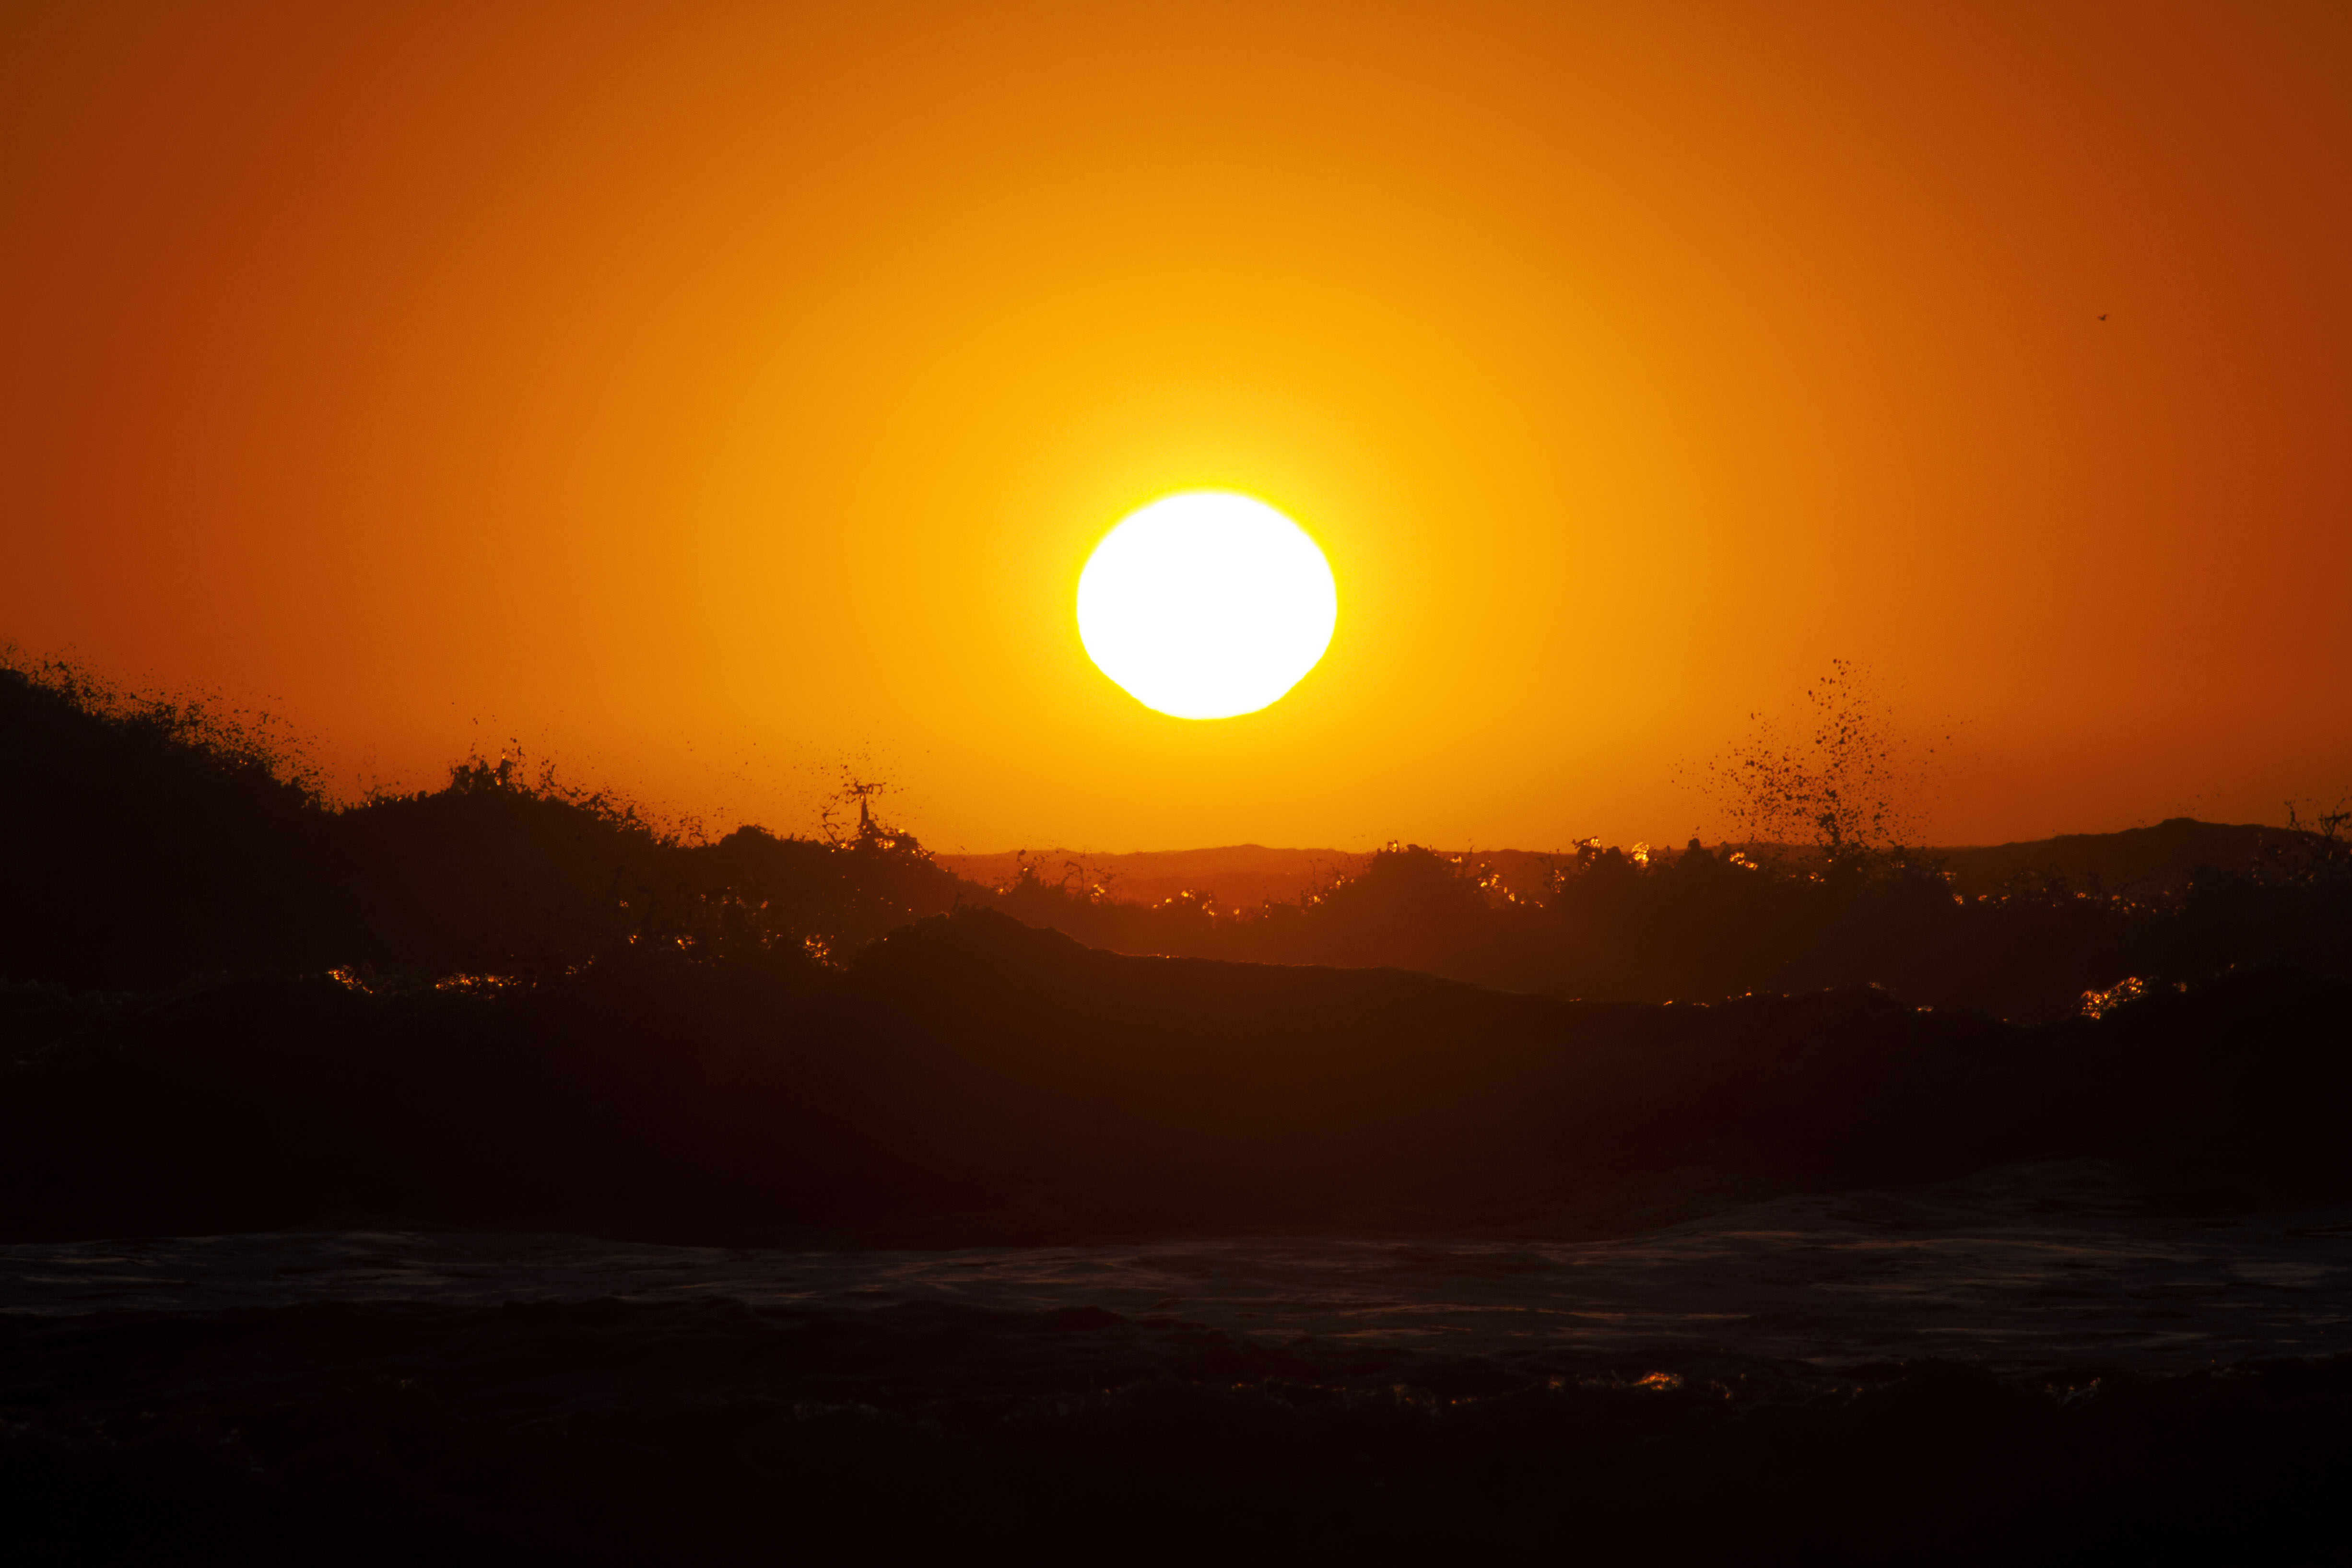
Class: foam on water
7,1160,2349,1372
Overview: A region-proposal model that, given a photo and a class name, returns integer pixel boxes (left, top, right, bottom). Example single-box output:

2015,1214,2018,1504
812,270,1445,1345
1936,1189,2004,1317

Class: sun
1077,491,1338,720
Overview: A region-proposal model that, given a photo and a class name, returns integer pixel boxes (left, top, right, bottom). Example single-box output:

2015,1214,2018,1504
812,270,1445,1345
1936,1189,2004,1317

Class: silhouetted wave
8,655,2348,1019
10,653,2352,1561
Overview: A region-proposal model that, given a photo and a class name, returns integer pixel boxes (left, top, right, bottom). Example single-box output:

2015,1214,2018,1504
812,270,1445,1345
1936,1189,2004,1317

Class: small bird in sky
2098,314,2108,321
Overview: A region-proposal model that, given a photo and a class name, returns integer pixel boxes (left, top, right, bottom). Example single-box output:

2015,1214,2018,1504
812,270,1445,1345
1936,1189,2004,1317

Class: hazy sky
5,2,2348,850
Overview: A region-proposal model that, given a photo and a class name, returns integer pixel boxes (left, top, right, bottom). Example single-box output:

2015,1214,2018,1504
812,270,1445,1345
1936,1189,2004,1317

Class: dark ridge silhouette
6,906,2348,1245
0,658,964,987
983,831,2352,1023
0,656,327,983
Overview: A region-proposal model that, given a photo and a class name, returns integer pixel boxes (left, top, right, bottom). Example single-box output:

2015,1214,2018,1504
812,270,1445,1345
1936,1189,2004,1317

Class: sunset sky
4,2,2347,852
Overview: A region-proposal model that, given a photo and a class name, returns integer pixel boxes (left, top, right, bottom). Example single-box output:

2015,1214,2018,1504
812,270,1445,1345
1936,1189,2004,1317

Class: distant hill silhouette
1935,818,2284,896
944,822,2293,909
938,844,1376,908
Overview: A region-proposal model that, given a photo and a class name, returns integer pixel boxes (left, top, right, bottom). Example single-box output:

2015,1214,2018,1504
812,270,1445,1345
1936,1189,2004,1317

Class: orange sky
4,2,2348,851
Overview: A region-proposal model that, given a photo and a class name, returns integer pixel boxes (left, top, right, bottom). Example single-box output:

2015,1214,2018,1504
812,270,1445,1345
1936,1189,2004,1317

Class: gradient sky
5,2,2348,851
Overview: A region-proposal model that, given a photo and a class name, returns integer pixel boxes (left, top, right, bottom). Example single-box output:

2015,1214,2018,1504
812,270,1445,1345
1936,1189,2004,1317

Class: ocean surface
9,1160,2349,1376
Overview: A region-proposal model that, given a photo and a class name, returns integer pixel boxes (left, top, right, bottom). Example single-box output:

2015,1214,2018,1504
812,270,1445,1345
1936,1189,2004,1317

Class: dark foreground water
9,1162,2352,1565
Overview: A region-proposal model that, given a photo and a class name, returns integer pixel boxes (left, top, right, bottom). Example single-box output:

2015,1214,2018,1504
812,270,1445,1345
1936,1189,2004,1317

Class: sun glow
1077,493,1339,721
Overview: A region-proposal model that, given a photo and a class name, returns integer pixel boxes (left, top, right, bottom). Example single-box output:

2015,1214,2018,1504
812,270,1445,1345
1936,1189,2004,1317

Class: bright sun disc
1077,492,1338,720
